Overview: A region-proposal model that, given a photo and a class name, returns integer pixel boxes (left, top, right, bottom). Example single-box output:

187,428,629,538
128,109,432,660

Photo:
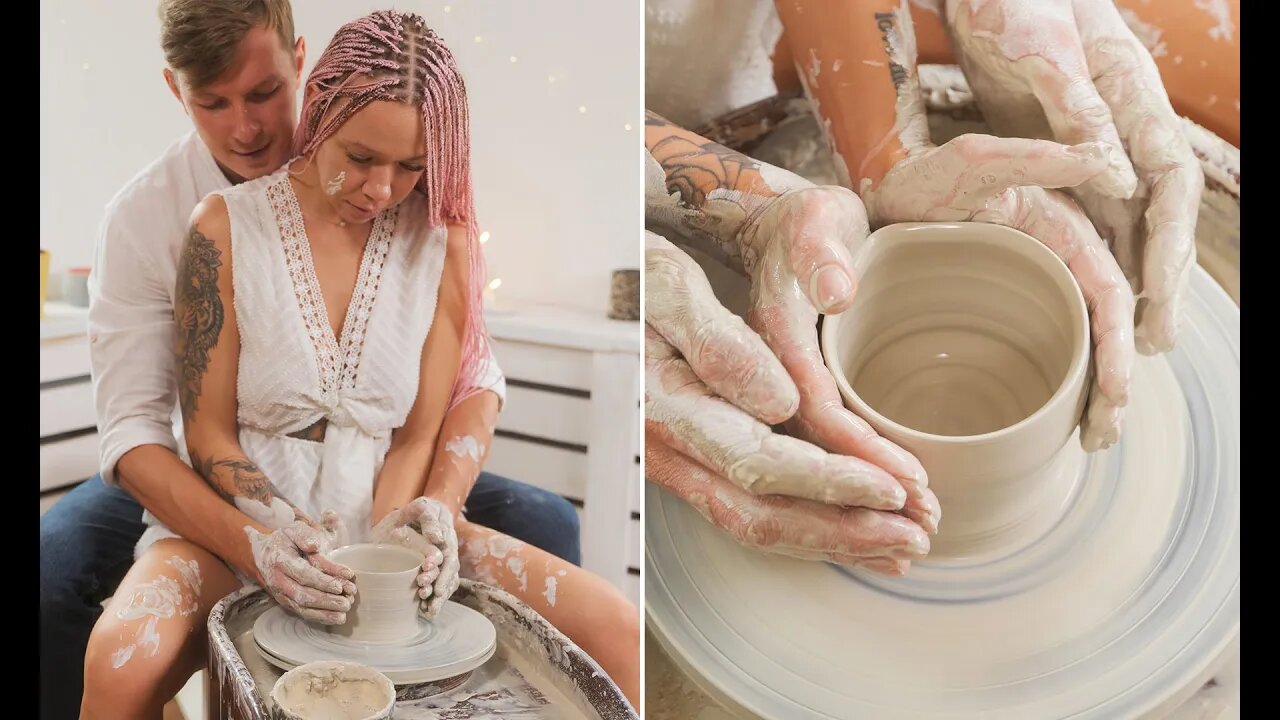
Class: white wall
40,1,641,315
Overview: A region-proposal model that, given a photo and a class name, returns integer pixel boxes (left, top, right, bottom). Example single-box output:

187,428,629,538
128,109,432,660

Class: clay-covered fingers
247,523,355,624
276,594,348,626
1131,124,1200,355
979,187,1134,450
647,434,929,568
281,523,357,594
745,235,937,530
647,348,907,510
1081,3,1202,354
274,562,354,612
645,231,799,424
937,135,1113,200
423,547,459,620
870,135,1111,223
761,187,867,314
947,0,1137,198
319,509,350,547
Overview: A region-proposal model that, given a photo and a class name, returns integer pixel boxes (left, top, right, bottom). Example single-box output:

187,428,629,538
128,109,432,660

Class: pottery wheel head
253,600,498,684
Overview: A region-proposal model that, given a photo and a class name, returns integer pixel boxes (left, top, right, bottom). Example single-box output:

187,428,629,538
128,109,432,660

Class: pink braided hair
293,10,490,410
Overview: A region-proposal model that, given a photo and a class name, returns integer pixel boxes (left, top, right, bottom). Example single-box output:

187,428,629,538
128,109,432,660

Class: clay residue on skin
1118,8,1168,58
325,170,346,196
168,556,203,597
445,435,484,464
543,576,558,607
506,555,528,592
110,644,135,669
461,533,528,589
807,48,821,88
116,574,197,620
112,559,203,668
881,2,931,156
137,616,162,657
792,60,854,188
235,496,295,528
1192,0,1235,42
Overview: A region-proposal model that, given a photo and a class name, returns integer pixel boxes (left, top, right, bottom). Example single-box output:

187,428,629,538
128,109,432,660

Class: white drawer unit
486,307,643,605
40,304,98,507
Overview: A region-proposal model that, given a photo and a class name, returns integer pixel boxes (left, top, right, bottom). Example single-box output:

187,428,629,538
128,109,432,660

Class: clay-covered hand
723,188,942,529
646,230,933,573
946,0,1203,356
371,497,460,620
246,511,356,624
862,134,1135,451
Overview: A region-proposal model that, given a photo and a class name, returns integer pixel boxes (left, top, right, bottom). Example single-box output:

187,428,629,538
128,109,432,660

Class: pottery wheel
253,600,498,685
645,266,1239,719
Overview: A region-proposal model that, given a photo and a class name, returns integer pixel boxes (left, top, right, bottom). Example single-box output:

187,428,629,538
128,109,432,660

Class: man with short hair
39,3,580,717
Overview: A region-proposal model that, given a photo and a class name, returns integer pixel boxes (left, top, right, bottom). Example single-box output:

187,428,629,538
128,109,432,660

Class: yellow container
40,250,49,319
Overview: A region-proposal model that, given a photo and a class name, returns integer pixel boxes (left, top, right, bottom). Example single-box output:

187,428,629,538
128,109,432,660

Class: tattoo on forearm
175,225,224,421
190,450,309,523
875,12,909,90
648,133,781,209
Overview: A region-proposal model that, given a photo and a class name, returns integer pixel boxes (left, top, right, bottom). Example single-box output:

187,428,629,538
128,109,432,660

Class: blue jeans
39,472,580,720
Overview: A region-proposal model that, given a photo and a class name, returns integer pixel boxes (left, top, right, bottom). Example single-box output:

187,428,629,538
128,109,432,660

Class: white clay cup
327,543,422,643
270,660,396,720
820,222,1090,557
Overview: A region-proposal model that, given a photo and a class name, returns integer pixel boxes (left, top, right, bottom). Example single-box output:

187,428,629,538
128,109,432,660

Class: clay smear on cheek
112,557,203,668
325,170,346,196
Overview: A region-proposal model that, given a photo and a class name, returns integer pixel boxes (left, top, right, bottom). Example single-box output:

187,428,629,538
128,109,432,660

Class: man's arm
174,195,316,530
644,110,812,271
89,202,267,579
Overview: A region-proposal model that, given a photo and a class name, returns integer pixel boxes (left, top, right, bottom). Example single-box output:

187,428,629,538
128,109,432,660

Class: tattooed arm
644,110,809,272
173,195,355,620
644,111,940,541
174,195,311,528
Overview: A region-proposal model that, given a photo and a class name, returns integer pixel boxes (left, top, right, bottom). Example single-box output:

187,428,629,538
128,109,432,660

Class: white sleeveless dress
136,166,447,558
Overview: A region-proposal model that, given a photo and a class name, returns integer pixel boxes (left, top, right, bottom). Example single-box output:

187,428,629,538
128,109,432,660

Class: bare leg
457,520,640,707
80,538,241,720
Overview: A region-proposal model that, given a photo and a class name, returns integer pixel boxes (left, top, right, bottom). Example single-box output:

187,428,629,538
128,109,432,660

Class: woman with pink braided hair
80,11,639,716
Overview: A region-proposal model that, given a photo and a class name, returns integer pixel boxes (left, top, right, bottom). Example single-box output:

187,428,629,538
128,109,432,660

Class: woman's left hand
946,0,1204,355
862,134,1135,451
371,497,460,619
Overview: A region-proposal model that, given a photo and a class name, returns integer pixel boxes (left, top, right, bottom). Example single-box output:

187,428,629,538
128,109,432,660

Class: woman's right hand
245,512,356,625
